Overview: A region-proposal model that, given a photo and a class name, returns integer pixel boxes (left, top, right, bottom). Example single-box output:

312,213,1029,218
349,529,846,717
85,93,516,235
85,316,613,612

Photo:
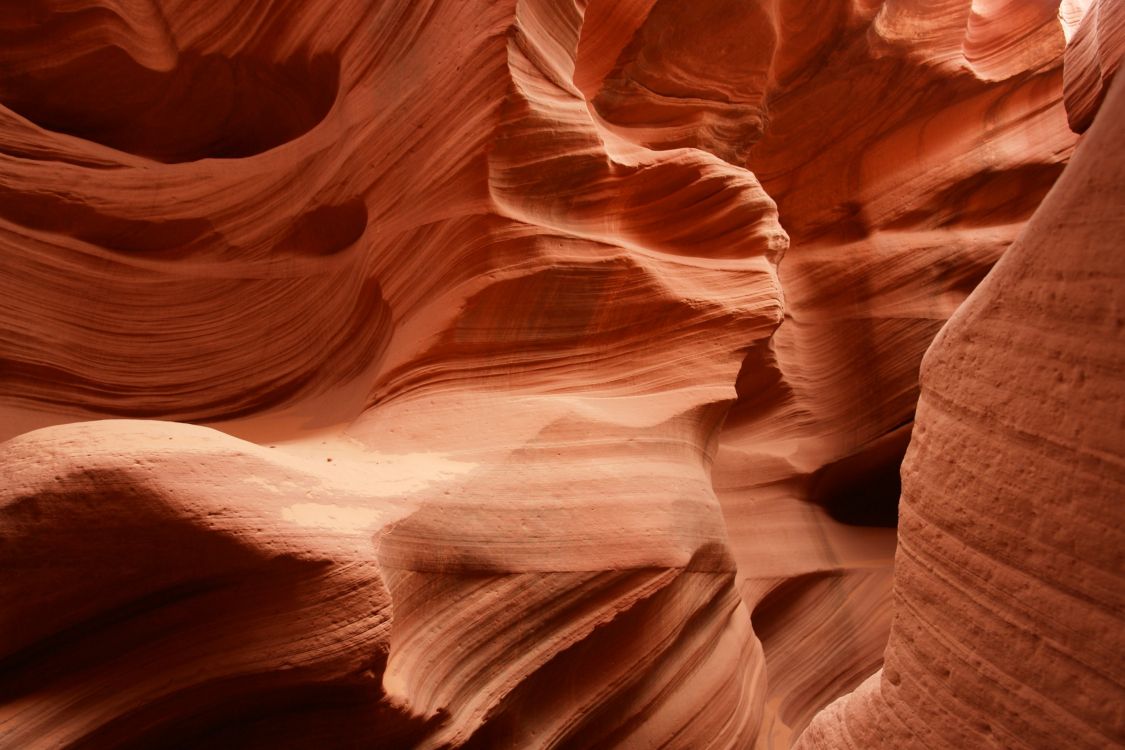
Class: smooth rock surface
0,1,1120,748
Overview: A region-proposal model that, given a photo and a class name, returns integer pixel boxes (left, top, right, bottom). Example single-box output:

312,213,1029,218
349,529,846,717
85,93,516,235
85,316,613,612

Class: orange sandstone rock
794,72,1125,750
0,1,1119,748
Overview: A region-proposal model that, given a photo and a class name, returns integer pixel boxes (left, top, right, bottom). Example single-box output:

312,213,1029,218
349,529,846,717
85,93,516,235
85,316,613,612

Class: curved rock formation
713,1,1081,743
1,1,779,746
1063,0,1124,131
794,69,1125,750
0,0,1120,748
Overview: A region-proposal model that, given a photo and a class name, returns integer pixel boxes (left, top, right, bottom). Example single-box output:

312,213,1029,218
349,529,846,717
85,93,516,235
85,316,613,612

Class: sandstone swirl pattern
794,70,1125,750
0,1,1120,748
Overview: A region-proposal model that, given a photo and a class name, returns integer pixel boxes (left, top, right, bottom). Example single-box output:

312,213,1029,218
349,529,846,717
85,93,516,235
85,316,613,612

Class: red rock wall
794,68,1125,750
0,1,1120,748
714,0,1084,743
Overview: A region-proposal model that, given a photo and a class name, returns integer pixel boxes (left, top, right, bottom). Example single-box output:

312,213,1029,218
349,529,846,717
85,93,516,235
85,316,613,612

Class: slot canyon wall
0,0,1121,748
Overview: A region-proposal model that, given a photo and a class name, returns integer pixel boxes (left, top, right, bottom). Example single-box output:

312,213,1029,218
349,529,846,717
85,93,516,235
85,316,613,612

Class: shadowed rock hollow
0,0,1121,748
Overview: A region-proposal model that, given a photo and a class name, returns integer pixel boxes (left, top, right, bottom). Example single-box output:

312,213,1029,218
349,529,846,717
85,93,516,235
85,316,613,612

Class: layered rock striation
0,1,1120,748
795,68,1125,750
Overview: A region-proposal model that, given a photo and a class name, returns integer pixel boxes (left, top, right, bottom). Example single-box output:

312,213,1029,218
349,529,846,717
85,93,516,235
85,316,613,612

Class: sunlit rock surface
0,1,1120,748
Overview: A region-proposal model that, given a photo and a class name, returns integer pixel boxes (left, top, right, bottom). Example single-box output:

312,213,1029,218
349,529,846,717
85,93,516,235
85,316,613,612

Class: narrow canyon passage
0,1,1121,748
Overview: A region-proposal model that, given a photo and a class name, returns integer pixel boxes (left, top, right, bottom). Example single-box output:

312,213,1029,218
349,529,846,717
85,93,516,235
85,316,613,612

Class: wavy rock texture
794,69,1125,750
712,1,1081,744
1063,0,1124,131
0,0,1119,748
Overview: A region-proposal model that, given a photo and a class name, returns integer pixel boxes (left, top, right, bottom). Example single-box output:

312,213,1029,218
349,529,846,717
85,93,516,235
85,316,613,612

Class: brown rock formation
0,1,1120,748
714,1,1082,743
794,63,1125,750
1063,0,1125,131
